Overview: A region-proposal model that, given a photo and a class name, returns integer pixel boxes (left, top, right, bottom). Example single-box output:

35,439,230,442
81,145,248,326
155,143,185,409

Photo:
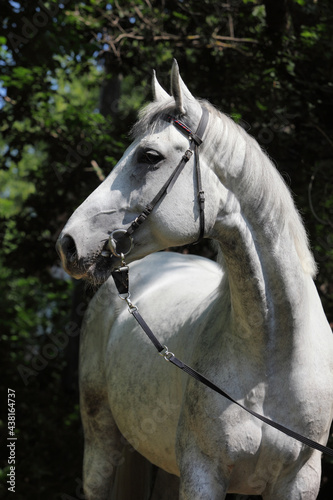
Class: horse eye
138,149,164,166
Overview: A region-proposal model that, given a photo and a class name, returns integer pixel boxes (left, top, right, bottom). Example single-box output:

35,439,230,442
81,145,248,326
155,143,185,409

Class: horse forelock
130,99,176,139
130,97,213,140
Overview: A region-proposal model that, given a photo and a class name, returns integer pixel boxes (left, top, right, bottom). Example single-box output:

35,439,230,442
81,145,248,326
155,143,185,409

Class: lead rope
111,261,333,458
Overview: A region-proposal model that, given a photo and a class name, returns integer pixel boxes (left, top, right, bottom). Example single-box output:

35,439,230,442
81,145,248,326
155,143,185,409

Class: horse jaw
152,70,170,101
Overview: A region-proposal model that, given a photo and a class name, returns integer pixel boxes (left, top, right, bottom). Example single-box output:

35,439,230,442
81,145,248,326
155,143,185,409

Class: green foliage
1,0,332,497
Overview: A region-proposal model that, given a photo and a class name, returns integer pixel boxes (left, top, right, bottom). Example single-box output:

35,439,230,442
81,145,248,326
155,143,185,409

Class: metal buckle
182,149,193,162
114,267,129,273
121,295,138,313
159,345,174,362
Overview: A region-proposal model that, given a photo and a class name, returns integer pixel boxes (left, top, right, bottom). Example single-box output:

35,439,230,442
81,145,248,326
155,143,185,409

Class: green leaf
256,100,267,111
172,11,188,21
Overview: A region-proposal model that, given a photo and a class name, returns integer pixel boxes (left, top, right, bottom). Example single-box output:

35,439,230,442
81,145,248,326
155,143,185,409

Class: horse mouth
57,233,128,285
84,252,116,285
60,242,118,285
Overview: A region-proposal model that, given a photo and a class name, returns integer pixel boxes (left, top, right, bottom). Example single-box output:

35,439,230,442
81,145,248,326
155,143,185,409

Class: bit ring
108,229,133,258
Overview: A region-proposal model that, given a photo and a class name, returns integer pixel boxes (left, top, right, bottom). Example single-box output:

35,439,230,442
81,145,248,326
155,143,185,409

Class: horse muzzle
56,233,87,279
56,228,134,281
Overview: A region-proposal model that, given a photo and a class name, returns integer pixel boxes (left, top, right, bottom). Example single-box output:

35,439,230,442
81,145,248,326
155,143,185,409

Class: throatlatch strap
124,107,209,241
193,108,209,243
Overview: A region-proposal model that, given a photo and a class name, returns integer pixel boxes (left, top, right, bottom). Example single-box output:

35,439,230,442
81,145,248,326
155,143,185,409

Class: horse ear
170,59,195,115
152,70,170,102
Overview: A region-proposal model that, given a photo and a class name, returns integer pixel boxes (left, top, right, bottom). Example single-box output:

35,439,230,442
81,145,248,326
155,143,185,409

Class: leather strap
111,266,333,459
130,307,333,458
110,105,333,459
192,109,209,243
123,108,209,242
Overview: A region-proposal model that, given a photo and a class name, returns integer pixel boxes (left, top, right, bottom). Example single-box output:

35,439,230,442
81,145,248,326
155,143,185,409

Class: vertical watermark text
7,388,16,493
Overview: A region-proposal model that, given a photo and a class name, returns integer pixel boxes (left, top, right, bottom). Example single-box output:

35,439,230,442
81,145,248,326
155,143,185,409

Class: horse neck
208,112,314,344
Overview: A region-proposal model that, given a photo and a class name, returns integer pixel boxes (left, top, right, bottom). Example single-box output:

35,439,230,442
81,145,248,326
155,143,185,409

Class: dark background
1,1,332,498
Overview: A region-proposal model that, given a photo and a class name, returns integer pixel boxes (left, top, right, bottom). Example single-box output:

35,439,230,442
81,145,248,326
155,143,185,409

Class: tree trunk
263,0,288,38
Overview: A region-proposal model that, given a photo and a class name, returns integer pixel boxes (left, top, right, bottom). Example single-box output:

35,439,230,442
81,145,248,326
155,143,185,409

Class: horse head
56,61,222,283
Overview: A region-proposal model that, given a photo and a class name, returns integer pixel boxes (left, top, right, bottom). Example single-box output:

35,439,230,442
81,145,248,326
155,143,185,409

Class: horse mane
209,103,317,277
132,98,317,278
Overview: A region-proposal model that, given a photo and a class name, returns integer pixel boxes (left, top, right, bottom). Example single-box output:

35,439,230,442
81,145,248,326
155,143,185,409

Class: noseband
108,107,210,258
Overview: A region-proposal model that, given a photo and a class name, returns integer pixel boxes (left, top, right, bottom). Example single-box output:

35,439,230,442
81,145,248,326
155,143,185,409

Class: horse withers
57,61,333,499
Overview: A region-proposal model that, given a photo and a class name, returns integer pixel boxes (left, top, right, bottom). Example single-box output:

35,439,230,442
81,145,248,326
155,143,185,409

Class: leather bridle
108,107,210,258
107,106,333,459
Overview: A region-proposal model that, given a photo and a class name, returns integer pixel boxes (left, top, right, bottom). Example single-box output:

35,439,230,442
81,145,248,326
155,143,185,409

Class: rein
112,261,333,459
109,109,333,459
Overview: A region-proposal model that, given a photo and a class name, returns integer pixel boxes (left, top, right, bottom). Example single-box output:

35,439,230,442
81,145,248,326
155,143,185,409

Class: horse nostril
57,234,78,264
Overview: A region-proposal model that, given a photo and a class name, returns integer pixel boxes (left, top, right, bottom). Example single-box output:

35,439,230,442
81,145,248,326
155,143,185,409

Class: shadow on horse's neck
209,111,314,345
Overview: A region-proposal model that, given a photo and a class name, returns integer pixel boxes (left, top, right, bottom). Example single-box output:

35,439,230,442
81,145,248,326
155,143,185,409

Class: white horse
57,61,333,499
